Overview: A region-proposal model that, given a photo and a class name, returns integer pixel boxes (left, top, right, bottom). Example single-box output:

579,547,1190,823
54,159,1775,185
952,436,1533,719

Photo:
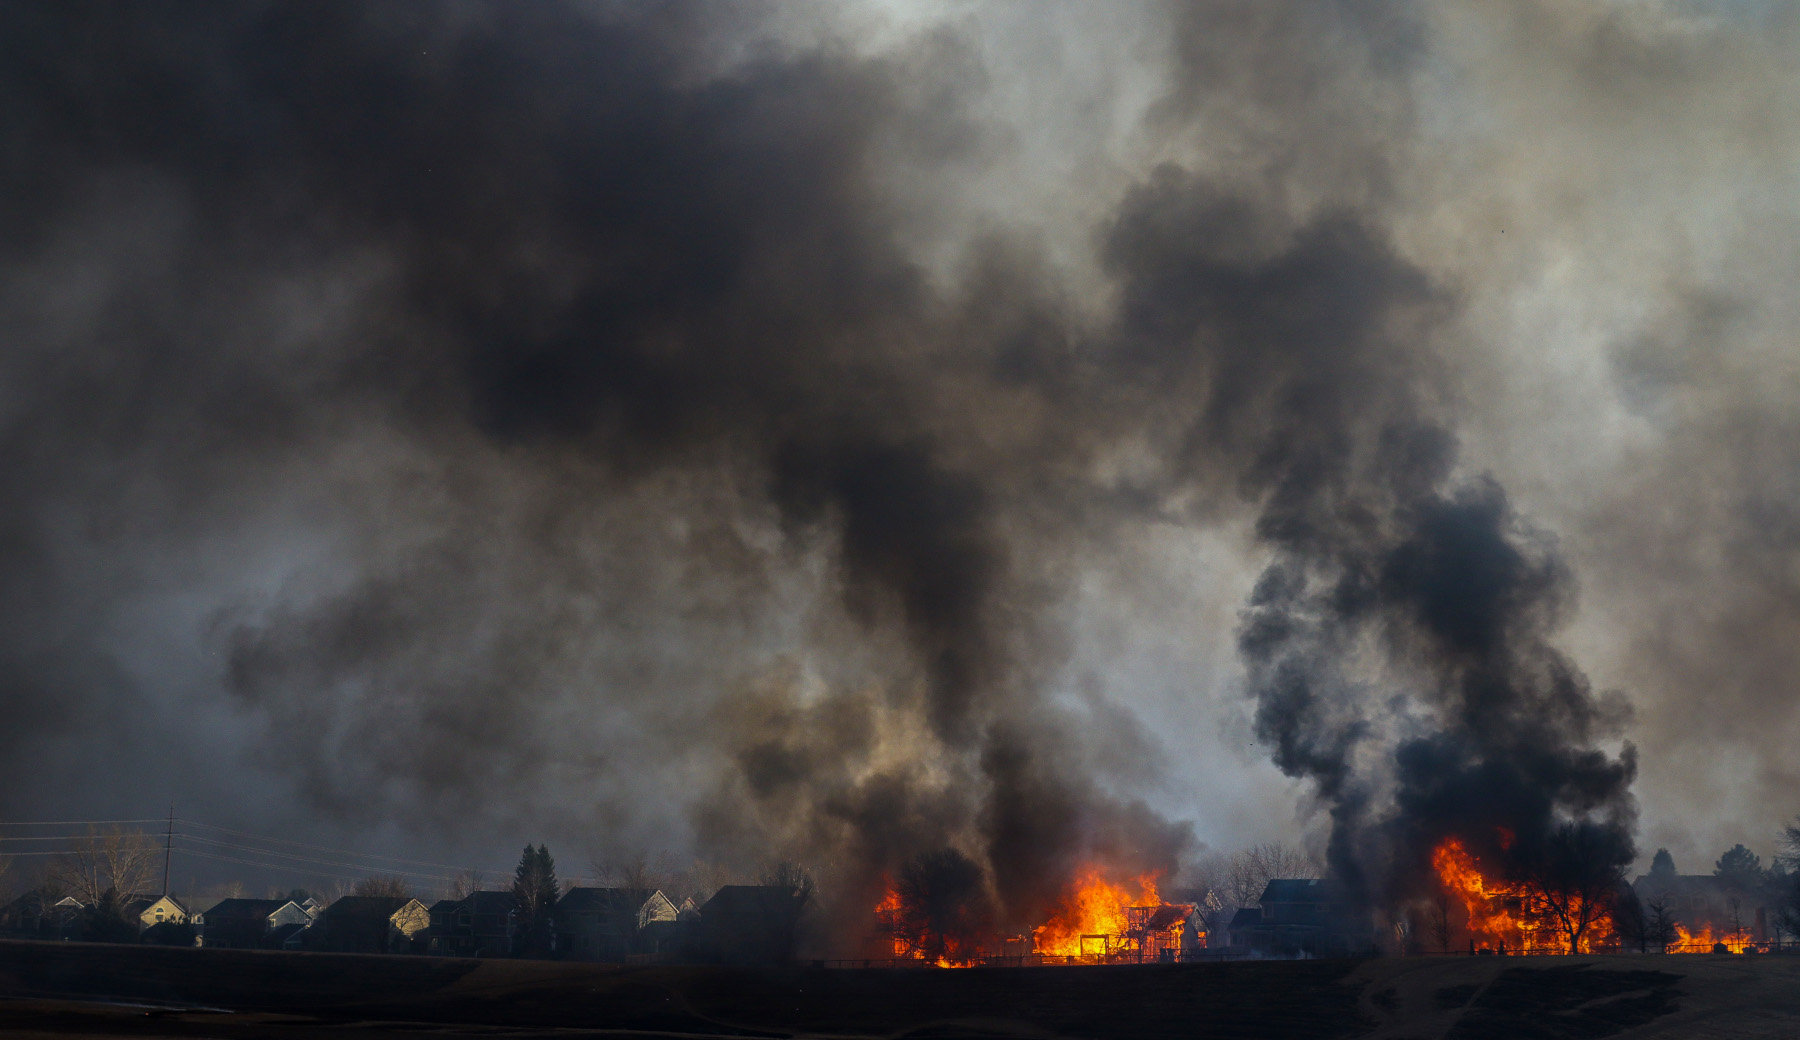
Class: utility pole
162,806,174,896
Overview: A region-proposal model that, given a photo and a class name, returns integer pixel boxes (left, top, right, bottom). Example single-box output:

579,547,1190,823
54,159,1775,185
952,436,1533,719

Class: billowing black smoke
0,0,1192,939
1102,163,1637,913
1,0,1638,947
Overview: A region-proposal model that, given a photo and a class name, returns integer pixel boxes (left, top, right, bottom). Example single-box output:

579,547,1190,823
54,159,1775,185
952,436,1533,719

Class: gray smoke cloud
2,0,1797,941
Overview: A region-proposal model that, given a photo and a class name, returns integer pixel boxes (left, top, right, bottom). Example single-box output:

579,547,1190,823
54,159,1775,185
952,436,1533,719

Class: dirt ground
0,939,1796,1039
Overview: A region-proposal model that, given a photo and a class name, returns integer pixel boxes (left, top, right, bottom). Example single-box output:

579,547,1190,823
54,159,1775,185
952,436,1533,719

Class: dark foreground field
1,940,1797,1040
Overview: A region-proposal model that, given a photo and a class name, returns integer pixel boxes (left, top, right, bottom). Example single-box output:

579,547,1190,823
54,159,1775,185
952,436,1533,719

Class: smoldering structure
0,0,1672,955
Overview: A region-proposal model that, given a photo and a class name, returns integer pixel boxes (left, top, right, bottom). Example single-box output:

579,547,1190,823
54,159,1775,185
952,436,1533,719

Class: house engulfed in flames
1428,835,1618,955
874,868,1210,966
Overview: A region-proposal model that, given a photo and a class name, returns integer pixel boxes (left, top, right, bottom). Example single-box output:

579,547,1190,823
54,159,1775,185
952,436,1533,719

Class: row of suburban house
0,885,806,963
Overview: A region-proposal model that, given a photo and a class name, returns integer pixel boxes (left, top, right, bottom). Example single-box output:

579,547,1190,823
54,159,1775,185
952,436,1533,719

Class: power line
173,834,461,883
0,819,166,827
174,846,412,885
180,819,506,875
0,814,522,886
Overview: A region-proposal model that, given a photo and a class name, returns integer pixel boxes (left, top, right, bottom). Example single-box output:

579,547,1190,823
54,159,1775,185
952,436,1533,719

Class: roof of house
146,895,190,915
461,890,517,916
558,887,652,916
204,897,289,918
0,891,48,915
1136,904,1191,932
1258,879,1325,905
700,885,803,917
322,896,415,923
1228,907,1262,930
1633,873,1733,892
429,899,462,913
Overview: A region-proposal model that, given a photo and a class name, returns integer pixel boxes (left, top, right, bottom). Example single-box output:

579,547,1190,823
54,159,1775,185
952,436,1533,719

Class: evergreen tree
1714,843,1765,894
512,844,559,957
1649,848,1676,878
81,887,139,943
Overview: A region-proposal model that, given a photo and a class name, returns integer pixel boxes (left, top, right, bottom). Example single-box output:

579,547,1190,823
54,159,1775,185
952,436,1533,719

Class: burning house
871,860,1210,966
1632,852,1781,952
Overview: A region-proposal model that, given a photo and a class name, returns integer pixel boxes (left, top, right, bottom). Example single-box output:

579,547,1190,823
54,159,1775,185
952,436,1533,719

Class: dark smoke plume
0,0,1192,940
0,0,1682,949
1098,151,1638,909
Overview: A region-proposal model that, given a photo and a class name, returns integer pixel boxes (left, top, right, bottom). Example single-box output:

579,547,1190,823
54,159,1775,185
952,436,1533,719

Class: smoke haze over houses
2,1,1798,913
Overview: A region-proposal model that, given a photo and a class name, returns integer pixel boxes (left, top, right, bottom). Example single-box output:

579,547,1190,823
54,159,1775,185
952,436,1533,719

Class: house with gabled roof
51,896,87,935
426,898,463,955
556,888,679,961
428,891,516,957
197,897,310,949
692,885,809,964
316,896,431,954
1229,879,1373,958
134,894,190,931
0,891,83,939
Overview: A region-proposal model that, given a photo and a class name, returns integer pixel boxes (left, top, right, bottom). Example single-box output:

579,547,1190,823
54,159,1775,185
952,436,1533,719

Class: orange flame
1431,836,1609,954
873,877,980,966
1669,922,1752,953
876,865,1199,964
1032,868,1162,958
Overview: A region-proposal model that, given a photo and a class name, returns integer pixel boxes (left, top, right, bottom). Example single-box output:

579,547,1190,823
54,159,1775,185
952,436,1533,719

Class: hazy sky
2,1,1797,900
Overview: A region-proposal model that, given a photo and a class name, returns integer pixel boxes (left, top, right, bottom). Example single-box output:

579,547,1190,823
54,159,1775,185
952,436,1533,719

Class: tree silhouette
1714,844,1764,892
512,844,559,957
353,875,411,899
1513,823,1630,954
893,848,992,962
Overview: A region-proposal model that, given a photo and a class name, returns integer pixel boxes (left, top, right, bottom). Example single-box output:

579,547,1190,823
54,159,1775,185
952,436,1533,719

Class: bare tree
445,869,483,901
1781,817,1800,871
892,848,992,962
1430,893,1453,954
1643,897,1676,951
593,852,658,893
761,860,816,904
674,859,737,907
353,875,412,899
45,827,160,907
1224,843,1318,913
1513,824,1629,955
1774,817,1800,942
758,860,817,962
